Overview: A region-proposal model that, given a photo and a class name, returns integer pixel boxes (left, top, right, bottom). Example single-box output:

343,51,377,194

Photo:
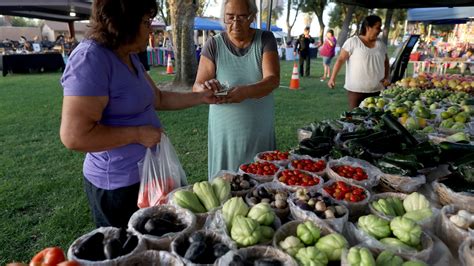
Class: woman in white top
328,15,390,109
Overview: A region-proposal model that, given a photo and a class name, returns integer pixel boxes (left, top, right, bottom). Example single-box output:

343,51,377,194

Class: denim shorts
322,56,333,65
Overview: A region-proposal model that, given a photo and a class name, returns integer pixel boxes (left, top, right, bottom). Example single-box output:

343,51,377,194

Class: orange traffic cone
289,62,300,90
166,53,174,74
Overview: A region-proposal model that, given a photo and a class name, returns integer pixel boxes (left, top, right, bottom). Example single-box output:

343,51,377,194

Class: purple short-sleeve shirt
61,39,161,190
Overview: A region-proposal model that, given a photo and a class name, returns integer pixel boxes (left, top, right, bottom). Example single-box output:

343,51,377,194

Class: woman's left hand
222,86,248,104
380,78,391,87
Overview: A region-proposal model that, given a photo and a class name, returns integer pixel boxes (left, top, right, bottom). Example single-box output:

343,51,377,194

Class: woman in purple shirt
60,0,217,228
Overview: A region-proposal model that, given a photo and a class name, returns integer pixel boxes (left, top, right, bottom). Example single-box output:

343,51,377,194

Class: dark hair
327,29,334,36
304,26,310,31
359,15,382,36
86,0,157,50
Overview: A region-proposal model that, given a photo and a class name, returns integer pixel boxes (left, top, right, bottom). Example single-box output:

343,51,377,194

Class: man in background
294,26,315,77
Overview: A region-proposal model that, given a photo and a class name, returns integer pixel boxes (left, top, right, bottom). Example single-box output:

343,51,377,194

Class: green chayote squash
402,192,430,212
390,217,422,247
315,233,348,261
247,202,275,226
296,221,321,245
375,250,404,266
222,197,249,229
358,215,392,239
347,247,376,266
295,246,328,266
279,236,305,256
230,215,261,247
402,208,433,222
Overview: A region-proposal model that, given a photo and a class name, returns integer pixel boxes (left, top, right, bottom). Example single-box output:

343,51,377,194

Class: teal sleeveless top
208,29,276,179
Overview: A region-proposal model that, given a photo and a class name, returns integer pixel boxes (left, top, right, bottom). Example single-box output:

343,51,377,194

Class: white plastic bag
137,133,187,208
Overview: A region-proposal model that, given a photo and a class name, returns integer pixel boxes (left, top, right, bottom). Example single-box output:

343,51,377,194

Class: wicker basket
120,250,184,266
437,205,472,256
378,173,426,193
432,180,474,212
459,237,474,266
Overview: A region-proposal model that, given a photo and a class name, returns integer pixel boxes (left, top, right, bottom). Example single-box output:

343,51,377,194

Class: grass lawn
0,58,348,263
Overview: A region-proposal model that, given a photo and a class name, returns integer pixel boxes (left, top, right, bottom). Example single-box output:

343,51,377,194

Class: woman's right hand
137,126,162,147
328,78,336,89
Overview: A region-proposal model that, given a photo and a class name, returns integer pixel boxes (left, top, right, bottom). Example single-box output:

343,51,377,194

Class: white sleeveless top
342,36,387,93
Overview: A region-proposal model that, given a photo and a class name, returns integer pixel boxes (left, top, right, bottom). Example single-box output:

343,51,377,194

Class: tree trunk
315,10,325,43
382,9,393,45
337,5,355,47
169,0,197,87
285,1,301,41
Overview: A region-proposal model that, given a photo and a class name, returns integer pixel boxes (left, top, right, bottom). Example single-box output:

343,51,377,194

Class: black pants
299,53,310,77
84,178,140,228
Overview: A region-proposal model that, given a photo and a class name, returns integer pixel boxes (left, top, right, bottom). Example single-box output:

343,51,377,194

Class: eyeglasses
224,14,253,24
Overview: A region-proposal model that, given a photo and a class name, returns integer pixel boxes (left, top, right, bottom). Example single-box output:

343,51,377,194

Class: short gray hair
220,0,258,25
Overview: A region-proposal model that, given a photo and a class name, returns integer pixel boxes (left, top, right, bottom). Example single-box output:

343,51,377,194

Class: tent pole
257,0,262,29
404,20,408,35
266,0,273,31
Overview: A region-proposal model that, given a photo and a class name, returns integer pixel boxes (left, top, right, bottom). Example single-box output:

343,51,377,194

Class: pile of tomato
291,159,326,173
240,162,279,176
278,169,321,187
323,181,367,202
331,165,368,181
259,150,289,161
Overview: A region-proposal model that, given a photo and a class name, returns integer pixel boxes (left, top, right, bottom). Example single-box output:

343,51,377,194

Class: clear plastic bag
274,169,324,193
287,154,326,177
437,204,472,255
326,156,380,188
213,170,259,197
254,151,291,167
170,229,236,265
238,161,282,183
216,246,298,266
345,223,434,262
321,180,371,218
369,192,440,232
245,182,290,220
67,226,146,265
118,250,184,266
288,192,349,233
127,204,196,251
137,133,187,208
459,237,474,266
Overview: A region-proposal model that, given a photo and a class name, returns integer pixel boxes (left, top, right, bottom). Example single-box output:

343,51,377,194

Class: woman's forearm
157,90,205,110
330,59,344,80
241,75,280,99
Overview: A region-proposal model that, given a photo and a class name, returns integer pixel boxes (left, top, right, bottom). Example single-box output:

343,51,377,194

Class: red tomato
30,247,65,266
57,262,80,266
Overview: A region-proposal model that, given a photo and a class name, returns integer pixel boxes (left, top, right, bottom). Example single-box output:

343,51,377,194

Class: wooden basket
432,180,474,213
378,173,425,193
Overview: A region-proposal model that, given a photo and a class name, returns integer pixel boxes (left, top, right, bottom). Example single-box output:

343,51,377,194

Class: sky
204,1,335,37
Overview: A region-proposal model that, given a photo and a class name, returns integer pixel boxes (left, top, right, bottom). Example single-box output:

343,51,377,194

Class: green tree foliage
301,0,328,41
10,17,38,27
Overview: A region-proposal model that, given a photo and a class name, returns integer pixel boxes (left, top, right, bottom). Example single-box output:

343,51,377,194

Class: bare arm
328,49,350,89
60,96,161,152
384,55,390,80
225,51,280,103
144,72,216,110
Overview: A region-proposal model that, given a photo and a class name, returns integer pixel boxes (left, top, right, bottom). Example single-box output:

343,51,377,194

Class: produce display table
1,53,65,76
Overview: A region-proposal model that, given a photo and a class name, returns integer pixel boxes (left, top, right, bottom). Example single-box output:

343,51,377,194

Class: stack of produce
323,181,369,204
291,188,347,220
239,161,281,182
277,220,348,264
357,214,425,253
289,157,326,174
171,230,234,264
255,150,290,166
370,192,435,227
344,248,427,266
438,205,474,255
276,169,323,190
222,197,278,247
172,177,230,213
217,171,258,196
246,185,289,219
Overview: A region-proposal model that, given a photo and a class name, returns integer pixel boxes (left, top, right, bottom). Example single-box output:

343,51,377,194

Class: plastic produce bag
288,192,349,233
369,192,440,232
245,182,290,220
137,133,187,208
170,229,236,266
255,150,291,167
378,173,426,194
127,204,196,251
274,169,324,193
322,179,371,218
437,204,472,255
345,223,434,262
288,154,326,177
119,250,184,266
459,237,474,266
216,246,298,266
326,156,380,188
67,227,146,266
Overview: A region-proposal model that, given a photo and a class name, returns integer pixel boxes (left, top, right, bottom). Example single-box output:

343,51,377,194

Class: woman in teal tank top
193,0,280,179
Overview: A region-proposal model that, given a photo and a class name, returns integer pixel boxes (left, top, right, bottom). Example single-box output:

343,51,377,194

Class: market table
1,53,65,76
